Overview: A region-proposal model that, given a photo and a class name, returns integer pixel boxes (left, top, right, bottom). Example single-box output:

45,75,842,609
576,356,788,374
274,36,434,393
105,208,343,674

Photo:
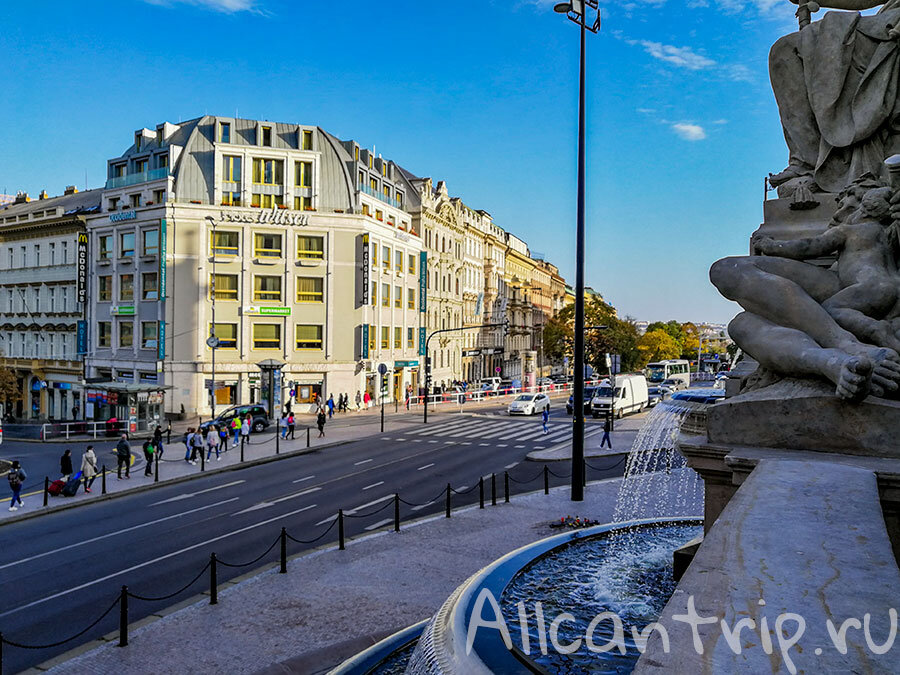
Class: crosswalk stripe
413,420,480,437
477,422,526,439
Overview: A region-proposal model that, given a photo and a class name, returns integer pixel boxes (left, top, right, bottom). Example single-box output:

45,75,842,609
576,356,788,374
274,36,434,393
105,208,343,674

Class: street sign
206,335,220,349
378,363,388,376
462,349,481,357
495,366,501,373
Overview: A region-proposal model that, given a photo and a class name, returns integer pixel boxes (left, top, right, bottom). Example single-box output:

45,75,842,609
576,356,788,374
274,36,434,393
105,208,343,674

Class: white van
591,374,649,419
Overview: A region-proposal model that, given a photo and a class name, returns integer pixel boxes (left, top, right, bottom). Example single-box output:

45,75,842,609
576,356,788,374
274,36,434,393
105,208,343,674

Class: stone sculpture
769,0,900,197
711,173,900,401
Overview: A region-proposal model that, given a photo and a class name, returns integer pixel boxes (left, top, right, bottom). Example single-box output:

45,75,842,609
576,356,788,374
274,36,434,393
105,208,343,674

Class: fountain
331,395,716,674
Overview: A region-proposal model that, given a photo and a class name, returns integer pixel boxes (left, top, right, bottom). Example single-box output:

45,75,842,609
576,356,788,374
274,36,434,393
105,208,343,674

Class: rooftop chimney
13,191,29,204
64,185,78,195
39,190,48,200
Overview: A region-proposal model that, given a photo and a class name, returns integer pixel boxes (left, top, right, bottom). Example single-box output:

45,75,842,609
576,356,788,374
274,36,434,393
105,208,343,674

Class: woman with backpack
7,460,26,511
316,408,327,438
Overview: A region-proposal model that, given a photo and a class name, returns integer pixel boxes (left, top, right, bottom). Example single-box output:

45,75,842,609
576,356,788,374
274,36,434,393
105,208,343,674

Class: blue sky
0,0,805,324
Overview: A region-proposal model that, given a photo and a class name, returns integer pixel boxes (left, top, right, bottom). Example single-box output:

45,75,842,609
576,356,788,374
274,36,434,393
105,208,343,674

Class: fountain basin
329,620,427,675
404,517,702,674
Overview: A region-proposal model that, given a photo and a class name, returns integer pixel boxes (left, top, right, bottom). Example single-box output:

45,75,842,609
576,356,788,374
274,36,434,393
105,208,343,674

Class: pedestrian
287,412,295,439
71,404,80,420
142,439,155,476
241,415,251,446
206,425,220,461
231,415,241,447
363,390,371,408
218,425,228,454
542,406,550,435
327,394,334,418
60,449,73,481
280,412,288,439
601,415,613,449
189,429,204,465
405,386,411,410
81,445,98,493
355,390,361,411
116,434,131,479
153,425,165,459
183,428,193,461
7,460,26,511
317,408,326,437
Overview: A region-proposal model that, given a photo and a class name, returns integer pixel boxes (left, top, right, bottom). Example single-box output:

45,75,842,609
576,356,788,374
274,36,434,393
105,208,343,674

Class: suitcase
48,479,66,496
61,471,83,497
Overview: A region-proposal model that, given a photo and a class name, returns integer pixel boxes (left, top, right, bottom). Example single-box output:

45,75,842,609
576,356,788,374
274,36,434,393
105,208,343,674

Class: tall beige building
84,116,424,422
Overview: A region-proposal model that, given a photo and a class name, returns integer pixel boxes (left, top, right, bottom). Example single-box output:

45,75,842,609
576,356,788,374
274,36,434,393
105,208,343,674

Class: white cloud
142,0,259,13
637,40,716,70
672,123,707,141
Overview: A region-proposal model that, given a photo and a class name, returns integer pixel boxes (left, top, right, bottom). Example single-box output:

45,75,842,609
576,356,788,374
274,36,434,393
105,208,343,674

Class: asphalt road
0,406,623,674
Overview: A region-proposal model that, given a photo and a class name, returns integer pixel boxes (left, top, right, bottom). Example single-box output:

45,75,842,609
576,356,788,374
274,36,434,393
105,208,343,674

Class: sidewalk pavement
39,476,675,675
0,414,425,526
525,410,648,462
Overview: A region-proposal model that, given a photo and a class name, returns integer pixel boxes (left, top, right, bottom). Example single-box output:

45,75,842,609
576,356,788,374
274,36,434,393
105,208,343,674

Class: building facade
0,188,100,420
84,116,424,421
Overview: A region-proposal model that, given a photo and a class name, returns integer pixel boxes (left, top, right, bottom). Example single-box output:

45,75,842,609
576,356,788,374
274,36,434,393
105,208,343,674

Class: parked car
591,374,650,419
647,385,667,407
536,377,554,389
566,386,598,415
199,404,269,434
661,377,687,392
508,393,550,416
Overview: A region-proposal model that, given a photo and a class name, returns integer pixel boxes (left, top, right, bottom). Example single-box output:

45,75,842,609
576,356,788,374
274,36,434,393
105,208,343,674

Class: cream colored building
503,234,537,386
85,116,424,421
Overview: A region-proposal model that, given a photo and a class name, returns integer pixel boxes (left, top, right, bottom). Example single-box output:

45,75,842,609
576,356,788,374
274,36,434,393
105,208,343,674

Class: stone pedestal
751,194,838,266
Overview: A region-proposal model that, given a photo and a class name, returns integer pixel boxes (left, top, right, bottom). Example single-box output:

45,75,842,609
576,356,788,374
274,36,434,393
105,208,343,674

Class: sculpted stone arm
787,0,881,8
753,228,846,260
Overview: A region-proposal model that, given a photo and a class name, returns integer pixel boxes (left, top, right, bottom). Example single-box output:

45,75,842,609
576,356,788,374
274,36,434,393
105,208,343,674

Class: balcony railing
105,167,169,190
358,183,405,211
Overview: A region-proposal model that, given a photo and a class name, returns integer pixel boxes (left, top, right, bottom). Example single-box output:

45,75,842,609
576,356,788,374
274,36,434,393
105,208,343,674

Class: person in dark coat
60,450,74,481
316,409,326,438
116,434,131,479
601,415,613,449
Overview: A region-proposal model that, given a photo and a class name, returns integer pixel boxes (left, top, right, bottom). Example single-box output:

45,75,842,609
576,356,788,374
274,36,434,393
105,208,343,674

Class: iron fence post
338,509,345,550
102,465,107,494
280,528,287,573
491,473,497,506
445,483,451,518
43,477,49,507
505,471,510,503
479,477,484,509
119,586,128,647
209,553,218,605
544,465,550,494
394,493,400,532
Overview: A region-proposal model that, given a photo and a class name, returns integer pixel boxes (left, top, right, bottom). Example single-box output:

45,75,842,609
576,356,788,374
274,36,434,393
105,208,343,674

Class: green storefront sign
258,306,291,316
114,306,136,316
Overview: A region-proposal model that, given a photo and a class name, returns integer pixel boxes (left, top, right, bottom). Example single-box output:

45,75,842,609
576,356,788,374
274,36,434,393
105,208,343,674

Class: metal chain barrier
507,468,545,485
343,499,395,519
284,517,338,544
397,486,447,508
585,456,626,472
548,467,573,479
449,483,479,495
127,560,212,602
217,536,281,568
0,593,121,650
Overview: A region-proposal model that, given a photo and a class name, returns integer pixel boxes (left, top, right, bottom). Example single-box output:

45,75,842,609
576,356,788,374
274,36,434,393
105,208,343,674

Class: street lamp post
205,217,220,421
555,0,600,502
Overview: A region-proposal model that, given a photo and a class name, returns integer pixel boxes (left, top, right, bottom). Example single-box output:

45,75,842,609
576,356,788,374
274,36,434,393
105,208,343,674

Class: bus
645,359,691,387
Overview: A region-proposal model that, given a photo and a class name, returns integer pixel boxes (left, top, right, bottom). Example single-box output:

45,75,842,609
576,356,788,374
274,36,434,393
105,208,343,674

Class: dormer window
261,126,272,147
302,129,313,150
368,154,373,169
220,121,231,143
135,159,148,174
354,146,360,161
135,133,142,152
156,128,163,146
158,153,169,169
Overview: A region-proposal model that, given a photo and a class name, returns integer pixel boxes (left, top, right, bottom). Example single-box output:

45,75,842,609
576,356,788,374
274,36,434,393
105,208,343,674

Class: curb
0,438,356,529
25,478,623,674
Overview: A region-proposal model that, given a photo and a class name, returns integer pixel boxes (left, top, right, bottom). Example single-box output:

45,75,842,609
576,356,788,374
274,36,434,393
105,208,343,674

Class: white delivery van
591,374,649,419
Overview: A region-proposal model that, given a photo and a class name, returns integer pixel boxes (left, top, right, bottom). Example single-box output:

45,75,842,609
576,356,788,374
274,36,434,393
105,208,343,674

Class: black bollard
209,553,218,605
445,483,451,518
491,473,497,506
240,435,245,462
201,448,206,472
276,426,280,455
479,477,485,509
102,465,107,494
119,585,129,647
280,528,287,573
394,493,400,532
583,459,587,488
505,472,510,503
338,510,345,550
43,477,49,507
306,426,310,448
154,454,159,483
544,465,550,495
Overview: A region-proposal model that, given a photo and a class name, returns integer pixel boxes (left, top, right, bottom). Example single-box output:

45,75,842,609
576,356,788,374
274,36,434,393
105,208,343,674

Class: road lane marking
292,475,316,484
461,442,472,446
428,440,438,444
505,462,518,469
354,459,373,466
515,445,525,448
396,438,406,441
232,488,320,515
411,502,433,511
417,463,435,471
0,498,240,571
0,502,323,620
413,439,422,442
315,515,336,526
362,481,384,491
151,480,245,506
364,518,393,531
235,501,317,516
346,494,393,514
479,443,489,447
497,444,508,448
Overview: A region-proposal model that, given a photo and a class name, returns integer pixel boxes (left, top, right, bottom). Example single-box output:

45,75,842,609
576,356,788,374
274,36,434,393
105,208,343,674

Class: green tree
0,368,19,409
637,329,682,365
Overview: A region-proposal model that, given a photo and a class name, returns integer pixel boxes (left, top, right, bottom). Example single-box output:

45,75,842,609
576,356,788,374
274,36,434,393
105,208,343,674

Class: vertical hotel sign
159,219,168,298
76,232,88,303
361,234,370,305
419,251,427,313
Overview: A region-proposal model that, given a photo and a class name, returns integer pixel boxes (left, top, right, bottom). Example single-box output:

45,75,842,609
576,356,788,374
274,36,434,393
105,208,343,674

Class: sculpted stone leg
769,33,818,184
728,312,875,401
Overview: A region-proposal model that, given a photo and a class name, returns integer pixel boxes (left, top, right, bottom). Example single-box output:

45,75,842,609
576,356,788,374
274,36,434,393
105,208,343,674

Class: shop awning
86,382,173,393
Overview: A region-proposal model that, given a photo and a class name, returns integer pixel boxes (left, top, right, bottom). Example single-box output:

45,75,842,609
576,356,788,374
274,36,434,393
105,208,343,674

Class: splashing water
612,400,705,524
